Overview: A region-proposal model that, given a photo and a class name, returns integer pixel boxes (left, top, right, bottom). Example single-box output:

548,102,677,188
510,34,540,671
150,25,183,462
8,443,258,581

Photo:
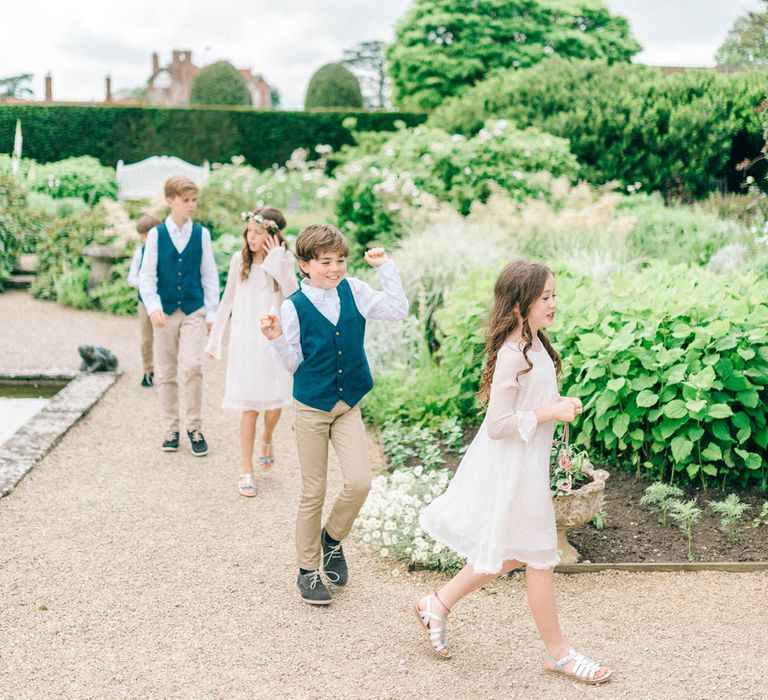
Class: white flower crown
241,211,279,230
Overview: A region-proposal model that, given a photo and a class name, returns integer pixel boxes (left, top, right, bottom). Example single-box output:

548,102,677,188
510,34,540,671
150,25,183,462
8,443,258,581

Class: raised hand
364,247,389,268
262,233,281,256
260,313,282,340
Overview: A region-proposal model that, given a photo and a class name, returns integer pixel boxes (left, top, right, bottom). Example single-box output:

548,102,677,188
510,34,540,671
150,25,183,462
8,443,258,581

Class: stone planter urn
82,245,119,290
552,467,610,564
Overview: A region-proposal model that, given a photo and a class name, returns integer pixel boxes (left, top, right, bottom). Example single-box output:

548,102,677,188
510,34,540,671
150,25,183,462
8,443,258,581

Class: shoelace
165,432,177,442
322,543,343,583
190,430,203,443
307,570,322,590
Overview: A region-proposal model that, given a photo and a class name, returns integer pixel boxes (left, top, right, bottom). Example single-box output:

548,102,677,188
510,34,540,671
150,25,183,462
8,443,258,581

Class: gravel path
1,290,766,699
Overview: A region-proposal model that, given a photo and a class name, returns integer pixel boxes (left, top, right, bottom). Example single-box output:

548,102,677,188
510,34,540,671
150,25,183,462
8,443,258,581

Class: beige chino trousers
137,302,154,375
154,307,206,433
294,399,371,570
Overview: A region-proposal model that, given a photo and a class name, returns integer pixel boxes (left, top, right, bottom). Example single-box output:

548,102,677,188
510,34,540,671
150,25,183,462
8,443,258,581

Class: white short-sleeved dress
206,248,298,411
419,340,560,573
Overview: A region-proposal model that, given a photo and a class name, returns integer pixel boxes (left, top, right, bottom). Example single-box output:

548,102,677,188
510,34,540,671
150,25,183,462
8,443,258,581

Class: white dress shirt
138,216,220,323
127,246,142,289
270,260,409,374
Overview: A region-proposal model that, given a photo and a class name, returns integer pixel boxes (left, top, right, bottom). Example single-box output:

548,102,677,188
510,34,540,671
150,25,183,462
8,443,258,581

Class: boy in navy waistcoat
139,176,220,456
127,214,161,388
261,224,408,604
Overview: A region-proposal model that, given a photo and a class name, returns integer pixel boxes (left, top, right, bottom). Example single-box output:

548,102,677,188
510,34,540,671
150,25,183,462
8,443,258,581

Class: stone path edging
0,369,120,497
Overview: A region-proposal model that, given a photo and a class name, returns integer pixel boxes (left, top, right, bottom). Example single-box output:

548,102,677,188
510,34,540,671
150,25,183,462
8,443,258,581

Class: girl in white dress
206,207,298,497
414,259,612,685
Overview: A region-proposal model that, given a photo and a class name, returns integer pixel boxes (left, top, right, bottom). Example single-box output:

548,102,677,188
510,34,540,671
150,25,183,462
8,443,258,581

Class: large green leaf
663,400,687,419
636,390,659,407
671,436,694,462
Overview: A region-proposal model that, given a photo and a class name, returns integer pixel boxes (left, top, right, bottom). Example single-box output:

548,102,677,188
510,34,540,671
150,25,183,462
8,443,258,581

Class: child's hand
552,398,581,423
150,310,165,327
263,233,281,256
364,247,389,267
562,396,583,413
260,313,282,340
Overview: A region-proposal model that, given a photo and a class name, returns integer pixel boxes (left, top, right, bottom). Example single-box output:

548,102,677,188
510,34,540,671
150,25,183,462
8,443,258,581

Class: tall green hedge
430,58,767,197
0,104,426,169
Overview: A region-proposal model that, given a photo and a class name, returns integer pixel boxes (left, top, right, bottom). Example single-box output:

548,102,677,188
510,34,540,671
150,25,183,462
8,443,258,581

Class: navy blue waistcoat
137,245,145,304
156,222,204,315
290,278,374,411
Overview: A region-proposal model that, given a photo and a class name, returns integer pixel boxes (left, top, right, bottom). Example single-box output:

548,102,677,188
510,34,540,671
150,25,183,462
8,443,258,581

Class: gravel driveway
1,290,766,699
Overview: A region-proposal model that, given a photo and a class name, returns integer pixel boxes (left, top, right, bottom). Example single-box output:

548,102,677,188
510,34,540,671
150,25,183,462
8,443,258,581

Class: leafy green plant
752,502,768,528
668,499,702,561
591,502,609,530
640,483,685,526
708,494,751,540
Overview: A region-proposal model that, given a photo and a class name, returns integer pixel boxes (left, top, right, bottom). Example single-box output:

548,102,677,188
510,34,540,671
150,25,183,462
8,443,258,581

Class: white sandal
413,592,452,659
259,442,274,471
544,648,612,684
238,473,258,497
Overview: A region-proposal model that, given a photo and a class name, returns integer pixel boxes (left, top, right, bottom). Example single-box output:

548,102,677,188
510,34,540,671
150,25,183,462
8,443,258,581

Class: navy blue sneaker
162,431,180,452
187,430,208,457
321,528,348,586
141,372,154,387
297,569,332,605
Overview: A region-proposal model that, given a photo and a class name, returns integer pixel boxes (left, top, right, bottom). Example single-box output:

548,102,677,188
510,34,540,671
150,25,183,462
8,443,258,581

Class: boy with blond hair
261,224,408,604
139,176,219,456
128,214,162,387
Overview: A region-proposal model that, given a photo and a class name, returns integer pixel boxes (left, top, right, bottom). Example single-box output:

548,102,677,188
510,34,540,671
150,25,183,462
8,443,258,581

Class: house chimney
105,75,112,103
45,72,53,101
152,52,159,74
258,79,268,109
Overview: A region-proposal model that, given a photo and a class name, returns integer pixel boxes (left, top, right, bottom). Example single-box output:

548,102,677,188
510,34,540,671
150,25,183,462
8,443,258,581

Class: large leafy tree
387,0,641,110
189,61,252,107
342,41,391,109
305,63,364,109
716,2,768,68
0,73,34,99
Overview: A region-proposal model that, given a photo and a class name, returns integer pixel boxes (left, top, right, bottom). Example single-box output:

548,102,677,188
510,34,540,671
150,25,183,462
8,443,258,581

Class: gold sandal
413,592,453,659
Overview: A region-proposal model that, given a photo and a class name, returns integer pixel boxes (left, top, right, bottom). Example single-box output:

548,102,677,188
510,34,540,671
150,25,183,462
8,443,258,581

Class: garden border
0,368,120,498
553,561,768,574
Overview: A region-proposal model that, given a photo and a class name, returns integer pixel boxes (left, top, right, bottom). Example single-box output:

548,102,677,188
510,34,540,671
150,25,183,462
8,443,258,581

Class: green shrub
333,121,578,249
89,258,137,315
0,104,426,170
31,206,109,304
27,156,117,203
0,174,31,287
430,262,768,489
430,58,767,197
305,63,363,109
189,61,252,106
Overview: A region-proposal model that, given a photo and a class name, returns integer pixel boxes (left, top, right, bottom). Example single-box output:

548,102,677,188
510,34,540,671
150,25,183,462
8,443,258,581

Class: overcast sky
2,0,763,109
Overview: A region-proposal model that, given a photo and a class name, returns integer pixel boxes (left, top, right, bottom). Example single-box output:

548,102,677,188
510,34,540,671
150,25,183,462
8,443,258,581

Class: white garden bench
116,155,210,200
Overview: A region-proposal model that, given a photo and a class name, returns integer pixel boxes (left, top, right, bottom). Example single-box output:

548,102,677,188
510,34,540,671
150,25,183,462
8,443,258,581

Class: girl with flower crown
413,259,612,685
206,206,298,497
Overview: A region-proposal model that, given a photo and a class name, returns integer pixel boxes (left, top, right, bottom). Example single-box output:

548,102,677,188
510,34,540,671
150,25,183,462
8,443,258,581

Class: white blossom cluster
355,467,465,571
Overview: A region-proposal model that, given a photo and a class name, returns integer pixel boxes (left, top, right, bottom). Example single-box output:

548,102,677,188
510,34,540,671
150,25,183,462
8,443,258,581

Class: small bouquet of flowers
549,424,594,495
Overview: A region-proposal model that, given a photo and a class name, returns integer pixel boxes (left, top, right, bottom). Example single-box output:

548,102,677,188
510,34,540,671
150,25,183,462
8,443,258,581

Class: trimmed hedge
0,104,427,169
430,58,768,197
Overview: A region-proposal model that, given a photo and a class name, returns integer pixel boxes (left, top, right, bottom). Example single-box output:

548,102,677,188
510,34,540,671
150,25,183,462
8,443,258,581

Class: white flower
380,548,390,557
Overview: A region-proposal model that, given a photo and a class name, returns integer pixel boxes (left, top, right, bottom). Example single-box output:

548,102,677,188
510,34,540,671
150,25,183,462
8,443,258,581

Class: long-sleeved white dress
419,340,560,573
206,248,298,411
